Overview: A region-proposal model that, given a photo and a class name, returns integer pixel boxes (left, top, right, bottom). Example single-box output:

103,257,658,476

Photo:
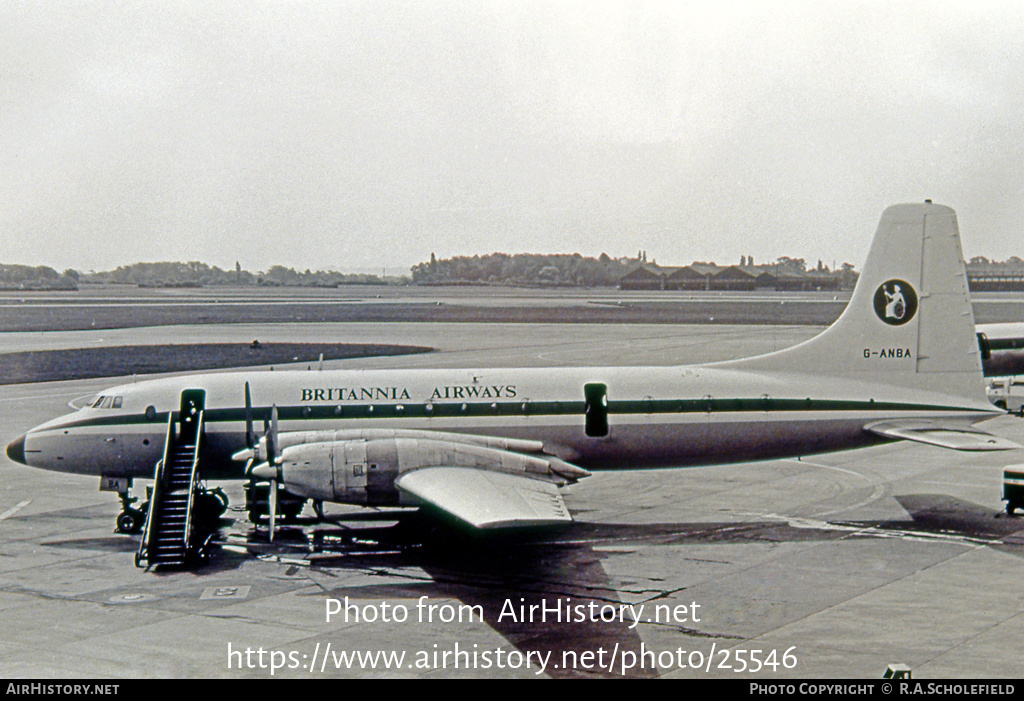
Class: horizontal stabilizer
866,420,1021,451
977,323,1024,350
396,467,572,528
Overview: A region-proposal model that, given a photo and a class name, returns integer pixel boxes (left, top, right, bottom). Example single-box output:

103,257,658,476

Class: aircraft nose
6,434,26,465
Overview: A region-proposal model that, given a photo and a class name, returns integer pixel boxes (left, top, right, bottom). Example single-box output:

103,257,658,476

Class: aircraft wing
865,420,1021,451
395,467,572,529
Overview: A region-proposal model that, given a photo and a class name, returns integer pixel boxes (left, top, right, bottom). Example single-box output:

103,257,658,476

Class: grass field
0,298,852,331
0,343,432,384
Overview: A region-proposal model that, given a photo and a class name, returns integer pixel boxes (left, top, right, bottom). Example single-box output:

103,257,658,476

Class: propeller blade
268,479,278,542
254,405,281,542
267,405,279,466
244,381,254,449
261,417,269,462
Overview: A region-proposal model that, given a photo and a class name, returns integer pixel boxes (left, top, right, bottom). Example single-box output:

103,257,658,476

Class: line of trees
0,265,79,290
5,252,1018,292
411,252,631,286
86,262,392,288
968,256,1024,268
0,261,398,290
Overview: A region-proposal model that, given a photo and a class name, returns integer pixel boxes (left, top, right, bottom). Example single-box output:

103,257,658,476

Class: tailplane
726,202,987,401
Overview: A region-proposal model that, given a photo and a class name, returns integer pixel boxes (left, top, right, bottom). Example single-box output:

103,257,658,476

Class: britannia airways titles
300,385,518,403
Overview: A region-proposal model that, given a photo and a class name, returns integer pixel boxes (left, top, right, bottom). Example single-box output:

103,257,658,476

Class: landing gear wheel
244,480,307,525
115,490,148,534
116,511,137,534
194,489,229,525
116,506,146,534
206,487,229,514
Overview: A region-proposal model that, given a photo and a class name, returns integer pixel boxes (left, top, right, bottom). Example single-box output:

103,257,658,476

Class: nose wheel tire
116,506,147,534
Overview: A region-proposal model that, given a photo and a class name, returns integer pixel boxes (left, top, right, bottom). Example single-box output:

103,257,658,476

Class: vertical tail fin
728,203,986,401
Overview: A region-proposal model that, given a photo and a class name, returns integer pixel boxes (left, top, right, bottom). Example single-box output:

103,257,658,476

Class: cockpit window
92,396,105,408
112,396,123,409
91,396,124,409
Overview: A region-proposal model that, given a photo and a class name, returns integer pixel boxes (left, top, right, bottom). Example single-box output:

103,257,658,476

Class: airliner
6,202,1019,536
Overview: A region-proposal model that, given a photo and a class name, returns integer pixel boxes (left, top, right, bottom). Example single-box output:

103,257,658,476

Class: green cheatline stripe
46,397,994,430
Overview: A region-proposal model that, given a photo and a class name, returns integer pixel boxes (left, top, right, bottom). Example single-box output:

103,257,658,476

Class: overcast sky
4,0,1024,275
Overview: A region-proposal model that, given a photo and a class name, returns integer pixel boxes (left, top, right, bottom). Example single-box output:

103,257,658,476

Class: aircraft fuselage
10,362,999,480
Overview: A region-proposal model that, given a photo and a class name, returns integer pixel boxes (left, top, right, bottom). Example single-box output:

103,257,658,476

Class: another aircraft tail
725,202,988,401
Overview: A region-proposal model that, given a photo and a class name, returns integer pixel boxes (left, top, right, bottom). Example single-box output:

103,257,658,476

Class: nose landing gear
115,490,149,534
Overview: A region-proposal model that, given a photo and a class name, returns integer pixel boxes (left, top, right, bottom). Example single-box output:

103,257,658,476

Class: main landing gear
244,479,306,525
194,486,230,525
1001,468,1023,517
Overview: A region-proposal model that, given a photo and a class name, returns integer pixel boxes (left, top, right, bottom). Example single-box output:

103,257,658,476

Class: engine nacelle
272,437,587,507
242,427,548,464
274,440,390,505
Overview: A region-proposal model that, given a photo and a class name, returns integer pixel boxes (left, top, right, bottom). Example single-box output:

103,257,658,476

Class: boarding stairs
136,392,208,568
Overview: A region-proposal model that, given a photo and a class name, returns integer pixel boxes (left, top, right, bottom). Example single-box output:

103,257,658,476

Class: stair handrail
181,410,204,559
136,412,175,568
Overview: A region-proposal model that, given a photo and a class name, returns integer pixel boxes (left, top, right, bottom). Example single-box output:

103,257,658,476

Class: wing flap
396,467,572,529
866,420,1021,451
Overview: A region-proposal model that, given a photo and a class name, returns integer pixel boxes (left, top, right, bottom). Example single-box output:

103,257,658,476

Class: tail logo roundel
873,280,918,325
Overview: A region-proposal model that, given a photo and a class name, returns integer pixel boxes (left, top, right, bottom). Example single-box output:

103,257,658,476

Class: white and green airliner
7,203,1019,530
